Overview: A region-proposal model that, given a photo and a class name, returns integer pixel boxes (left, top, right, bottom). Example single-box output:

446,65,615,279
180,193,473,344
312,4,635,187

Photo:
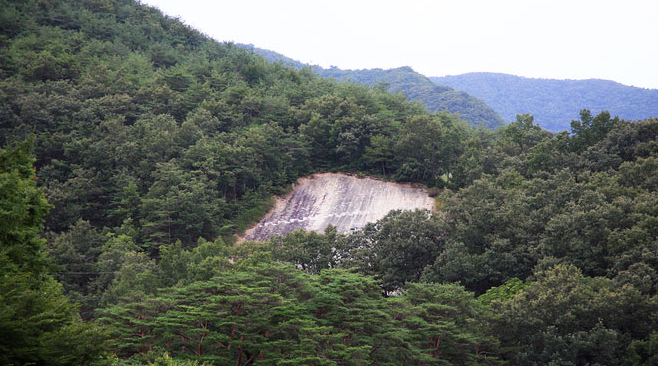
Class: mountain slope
432,72,658,132
244,45,506,129
1,0,470,252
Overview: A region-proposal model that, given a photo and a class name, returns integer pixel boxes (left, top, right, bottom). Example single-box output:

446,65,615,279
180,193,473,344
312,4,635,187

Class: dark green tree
570,110,618,153
270,225,345,274
492,264,658,366
0,138,107,365
390,283,502,365
344,209,443,292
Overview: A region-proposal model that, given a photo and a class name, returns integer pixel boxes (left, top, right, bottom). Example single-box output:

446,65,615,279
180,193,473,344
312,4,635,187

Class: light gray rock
243,173,434,241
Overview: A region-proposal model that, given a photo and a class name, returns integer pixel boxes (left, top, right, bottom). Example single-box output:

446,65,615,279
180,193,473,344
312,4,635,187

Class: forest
1,0,658,365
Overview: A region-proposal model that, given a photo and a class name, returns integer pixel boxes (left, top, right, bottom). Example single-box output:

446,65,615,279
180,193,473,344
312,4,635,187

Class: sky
140,0,658,89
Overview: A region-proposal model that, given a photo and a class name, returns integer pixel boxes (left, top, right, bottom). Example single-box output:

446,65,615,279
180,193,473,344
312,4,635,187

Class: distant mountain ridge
315,66,506,130
431,72,658,132
243,45,506,130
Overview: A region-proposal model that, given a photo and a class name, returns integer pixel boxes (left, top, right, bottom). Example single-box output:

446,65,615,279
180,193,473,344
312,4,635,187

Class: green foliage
1,0,455,256
624,332,658,366
230,194,275,236
344,209,443,292
99,260,500,365
362,134,396,175
0,137,50,273
0,0,474,327
392,282,502,365
499,113,551,152
570,109,619,153
46,218,106,315
491,264,658,366
270,225,345,274
417,116,658,296
477,277,526,306
393,114,463,185
0,138,107,365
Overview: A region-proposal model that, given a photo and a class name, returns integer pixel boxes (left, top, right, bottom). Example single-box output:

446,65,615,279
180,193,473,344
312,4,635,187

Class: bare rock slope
244,173,434,241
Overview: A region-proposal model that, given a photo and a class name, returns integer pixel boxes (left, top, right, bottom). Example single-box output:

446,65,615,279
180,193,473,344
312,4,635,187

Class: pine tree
0,138,107,365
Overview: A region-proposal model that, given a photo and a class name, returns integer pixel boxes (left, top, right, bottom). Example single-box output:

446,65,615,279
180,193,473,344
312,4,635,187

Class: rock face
243,173,434,241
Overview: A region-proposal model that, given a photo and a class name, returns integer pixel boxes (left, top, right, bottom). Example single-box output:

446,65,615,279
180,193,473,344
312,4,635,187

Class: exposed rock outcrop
243,173,434,241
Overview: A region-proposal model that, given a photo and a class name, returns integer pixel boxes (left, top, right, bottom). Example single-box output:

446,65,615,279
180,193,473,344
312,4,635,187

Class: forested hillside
246,45,506,129
2,0,658,365
432,72,658,132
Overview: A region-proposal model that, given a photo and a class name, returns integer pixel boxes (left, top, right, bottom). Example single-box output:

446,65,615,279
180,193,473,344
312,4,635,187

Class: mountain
431,72,658,132
2,0,468,250
243,45,506,130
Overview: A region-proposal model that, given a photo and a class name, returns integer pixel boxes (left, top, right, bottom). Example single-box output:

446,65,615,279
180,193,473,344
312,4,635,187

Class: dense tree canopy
0,139,106,365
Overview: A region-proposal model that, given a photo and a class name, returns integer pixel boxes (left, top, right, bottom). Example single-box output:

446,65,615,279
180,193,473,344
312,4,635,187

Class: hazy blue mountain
431,72,658,132
243,44,506,129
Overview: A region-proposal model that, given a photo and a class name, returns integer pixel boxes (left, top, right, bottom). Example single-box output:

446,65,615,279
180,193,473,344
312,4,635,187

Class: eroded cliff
243,173,434,241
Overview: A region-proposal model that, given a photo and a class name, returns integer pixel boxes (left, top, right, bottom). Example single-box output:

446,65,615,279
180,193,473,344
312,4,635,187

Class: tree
307,268,414,365
0,138,107,365
47,219,106,316
394,115,445,184
500,114,548,152
270,226,345,274
101,262,334,365
477,277,526,306
421,175,539,294
624,332,658,366
344,209,443,292
390,283,502,365
570,110,618,153
1,137,51,274
492,264,658,366
362,134,395,175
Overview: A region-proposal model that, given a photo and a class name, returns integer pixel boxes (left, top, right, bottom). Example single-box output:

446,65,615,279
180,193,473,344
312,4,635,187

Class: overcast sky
140,0,658,89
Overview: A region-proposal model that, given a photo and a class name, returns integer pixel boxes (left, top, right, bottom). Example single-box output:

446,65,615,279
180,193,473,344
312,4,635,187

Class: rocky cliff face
244,173,434,241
